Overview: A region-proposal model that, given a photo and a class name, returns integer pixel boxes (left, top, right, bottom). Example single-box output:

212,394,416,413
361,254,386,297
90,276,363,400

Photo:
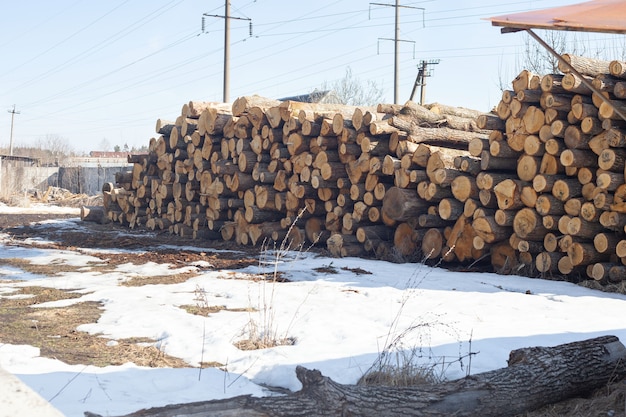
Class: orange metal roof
488,0,626,34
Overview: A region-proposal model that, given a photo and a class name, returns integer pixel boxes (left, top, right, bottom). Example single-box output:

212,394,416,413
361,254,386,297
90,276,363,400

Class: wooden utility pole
410,59,440,104
394,0,400,104
203,2,252,103
371,2,424,104
223,0,230,103
7,105,20,156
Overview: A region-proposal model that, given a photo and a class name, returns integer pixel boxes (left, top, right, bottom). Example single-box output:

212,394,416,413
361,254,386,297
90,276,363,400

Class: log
536,251,562,273
476,113,505,131
558,54,612,76
382,187,426,221
513,208,547,241
594,232,622,254
552,178,583,202
94,336,594,417
450,175,479,202
494,209,515,227
512,69,540,92
427,102,484,119
476,172,513,190
609,265,626,282
480,152,517,172
523,135,544,157
568,242,610,266
535,194,565,216
493,179,526,211
562,73,593,95
540,73,566,93
516,155,541,182
566,216,606,240
392,120,488,147
438,198,464,221
392,222,419,257
232,95,281,117
473,216,511,243
80,205,107,224
564,125,592,149
421,227,443,259
521,105,544,134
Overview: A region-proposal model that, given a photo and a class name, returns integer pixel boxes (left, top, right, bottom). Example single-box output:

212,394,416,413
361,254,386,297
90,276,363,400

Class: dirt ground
1,211,626,416
0,211,264,368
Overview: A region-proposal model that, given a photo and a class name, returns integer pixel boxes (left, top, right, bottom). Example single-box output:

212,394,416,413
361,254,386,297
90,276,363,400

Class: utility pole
371,2,424,104
203,2,252,103
7,105,20,156
410,59,440,105
394,0,400,104
224,0,230,103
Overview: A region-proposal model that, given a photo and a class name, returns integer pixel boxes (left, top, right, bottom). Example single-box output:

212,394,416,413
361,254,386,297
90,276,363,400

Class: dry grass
519,381,626,417
0,286,190,367
233,319,297,351
0,255,203,286
357,363,442,387
121,271,200,286
0,257,99,275
180,304,254,317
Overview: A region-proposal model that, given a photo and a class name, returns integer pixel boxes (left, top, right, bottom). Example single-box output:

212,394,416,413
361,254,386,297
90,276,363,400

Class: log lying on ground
80,205,108,224
86,335,626,417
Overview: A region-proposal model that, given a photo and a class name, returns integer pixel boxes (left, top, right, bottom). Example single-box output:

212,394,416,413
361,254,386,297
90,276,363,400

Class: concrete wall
57,166,130,195
0,159,130,198
0,160,59,199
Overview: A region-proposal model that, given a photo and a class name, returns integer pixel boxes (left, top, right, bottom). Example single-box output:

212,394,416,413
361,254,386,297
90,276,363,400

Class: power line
371,1,424,104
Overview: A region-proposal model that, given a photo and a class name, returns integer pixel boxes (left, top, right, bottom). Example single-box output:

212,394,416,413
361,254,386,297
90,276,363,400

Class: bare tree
98,138,112,152
322,67,385,106
34,134,74,166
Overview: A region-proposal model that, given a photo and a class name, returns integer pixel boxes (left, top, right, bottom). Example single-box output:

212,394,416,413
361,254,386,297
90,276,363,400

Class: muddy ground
1,211,625,416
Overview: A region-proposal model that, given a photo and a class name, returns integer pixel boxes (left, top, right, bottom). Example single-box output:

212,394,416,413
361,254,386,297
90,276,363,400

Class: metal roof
488,0,626,34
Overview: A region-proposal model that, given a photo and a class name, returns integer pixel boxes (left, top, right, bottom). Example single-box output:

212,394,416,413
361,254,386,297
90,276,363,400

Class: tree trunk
87,336,626,417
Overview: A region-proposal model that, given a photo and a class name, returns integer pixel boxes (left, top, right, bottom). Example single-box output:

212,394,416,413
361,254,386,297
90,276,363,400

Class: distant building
89,151,134,159
0,154,40,167
278,90,344,104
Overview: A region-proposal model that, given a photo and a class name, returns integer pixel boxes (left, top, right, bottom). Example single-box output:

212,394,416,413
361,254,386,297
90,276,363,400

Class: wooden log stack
482,55,626,284
103,96,496,264
101,55,626,287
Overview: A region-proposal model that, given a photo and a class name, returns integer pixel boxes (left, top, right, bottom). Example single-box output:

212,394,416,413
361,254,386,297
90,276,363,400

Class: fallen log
86,336,626,417
80,205,108,224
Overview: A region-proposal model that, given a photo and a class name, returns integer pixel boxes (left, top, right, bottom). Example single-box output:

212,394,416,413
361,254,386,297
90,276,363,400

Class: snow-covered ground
1,209,626,417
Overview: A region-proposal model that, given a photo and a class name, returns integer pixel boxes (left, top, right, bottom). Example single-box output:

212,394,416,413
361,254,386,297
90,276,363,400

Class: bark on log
87,336,626,417
390,118,488,147
558,54,612,76
382,187,427,221
80,205,108,224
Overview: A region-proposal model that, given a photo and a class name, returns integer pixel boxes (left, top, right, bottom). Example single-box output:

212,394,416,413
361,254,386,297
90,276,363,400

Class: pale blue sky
0,0,621,153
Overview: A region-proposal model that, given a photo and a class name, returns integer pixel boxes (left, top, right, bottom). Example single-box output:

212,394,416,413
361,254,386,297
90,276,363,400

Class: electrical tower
410,59,440,105
7,105,20,156
370,1,424,104
203,2,252,103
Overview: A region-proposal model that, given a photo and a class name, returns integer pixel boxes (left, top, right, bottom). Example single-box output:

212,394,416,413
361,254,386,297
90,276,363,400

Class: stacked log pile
484,55,626,283
101,54,626,286
102,96,497,263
